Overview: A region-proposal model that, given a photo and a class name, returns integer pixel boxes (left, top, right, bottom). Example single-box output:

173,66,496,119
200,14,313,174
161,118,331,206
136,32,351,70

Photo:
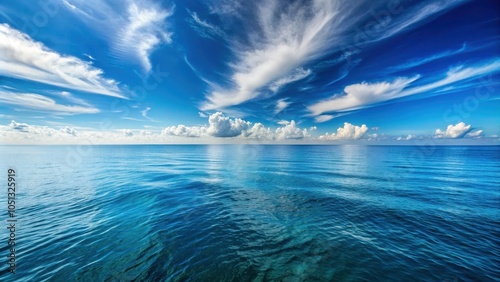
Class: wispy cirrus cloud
274,98,291,115
314,113,348,123
187,9,225,39
62,0,173,73
370,0,466,43
200,0,352,111
116,2,173,72
308,59,500,118
387,43,467,71
0,24,124,98
0,90,99,115
309,76,419,116
56,91,92,107
402,59,500,96
269,68,312,93
200,0,467,112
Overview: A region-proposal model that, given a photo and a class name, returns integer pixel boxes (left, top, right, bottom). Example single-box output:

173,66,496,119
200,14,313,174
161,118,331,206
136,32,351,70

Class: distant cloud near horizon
1,117,497,145
318,123,368,141
435,122,484,139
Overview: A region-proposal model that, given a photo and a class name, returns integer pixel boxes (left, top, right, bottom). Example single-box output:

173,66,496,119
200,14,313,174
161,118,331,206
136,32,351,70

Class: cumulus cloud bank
318,122,368,140
3,117,494,145
397,135,414,141
163,112,315,140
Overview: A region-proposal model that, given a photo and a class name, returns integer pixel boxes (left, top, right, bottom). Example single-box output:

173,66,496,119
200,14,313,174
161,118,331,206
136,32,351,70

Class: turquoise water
0,145,499,281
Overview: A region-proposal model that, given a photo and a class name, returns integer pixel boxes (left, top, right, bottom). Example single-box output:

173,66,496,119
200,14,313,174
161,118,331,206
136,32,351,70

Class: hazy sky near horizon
0,0,499,144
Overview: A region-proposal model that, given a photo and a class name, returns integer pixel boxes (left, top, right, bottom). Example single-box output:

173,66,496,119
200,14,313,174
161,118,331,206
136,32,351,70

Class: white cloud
314,113,349,123
388,43,467,71
116,2,173,72
403,60,500,96
309,76,418,116
269,68,312,93
435,122,472,138
122,129,134,137
318,122,368,140
60,126,78,136
200,0,467,111
62,0,173,73
187,10,225,39
2,117,492,145
207,0,242,16
244,123,274,140
162,125,207,137
201,0,347,110
275,120,315,140
274,99,291,115
83,53,95,61
57,91,91,106
4,120,75,140
397,134,414,141
0,24,124,98
141,107,151,118
315,115,334,123
163,113,255,138
466,130,483,138
198,112,208,118
0,91,99,115
309,59,500,117
8,120,31,132
374,0,466,42
0,121,163,144
206,112,251,137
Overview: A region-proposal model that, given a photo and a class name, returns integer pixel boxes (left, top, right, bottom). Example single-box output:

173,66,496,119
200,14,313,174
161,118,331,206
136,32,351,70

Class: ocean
0,145,498,281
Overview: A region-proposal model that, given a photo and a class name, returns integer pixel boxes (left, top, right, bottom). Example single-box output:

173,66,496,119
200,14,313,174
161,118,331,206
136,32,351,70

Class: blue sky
0,0,499,144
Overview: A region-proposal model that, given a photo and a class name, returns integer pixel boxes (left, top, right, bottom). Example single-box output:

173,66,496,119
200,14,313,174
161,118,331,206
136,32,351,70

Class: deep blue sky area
0,0,499,144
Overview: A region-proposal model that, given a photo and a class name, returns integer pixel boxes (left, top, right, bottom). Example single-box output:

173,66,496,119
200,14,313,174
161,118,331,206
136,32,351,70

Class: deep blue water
0,145,499,281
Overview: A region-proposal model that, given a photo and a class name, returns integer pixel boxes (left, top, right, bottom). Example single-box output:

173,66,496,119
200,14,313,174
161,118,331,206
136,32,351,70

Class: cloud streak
308,59,500,118
309,76,419,116
187,9,225,39
0,90,99,115
387,43,467,71
201,0,349,110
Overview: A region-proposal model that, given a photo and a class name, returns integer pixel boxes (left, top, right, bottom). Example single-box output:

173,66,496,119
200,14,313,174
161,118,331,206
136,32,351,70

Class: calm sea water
0,145,498,281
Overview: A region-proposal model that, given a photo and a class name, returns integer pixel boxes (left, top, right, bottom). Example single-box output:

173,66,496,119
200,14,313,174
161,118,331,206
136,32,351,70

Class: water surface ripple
0,145,498,281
